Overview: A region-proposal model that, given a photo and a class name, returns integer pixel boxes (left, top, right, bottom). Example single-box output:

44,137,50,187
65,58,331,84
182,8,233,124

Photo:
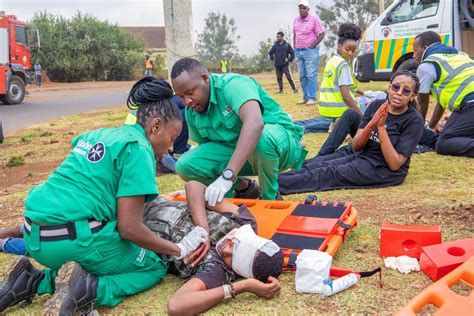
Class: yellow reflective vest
319,54,358,118
124,110,137,125
424,52,474,111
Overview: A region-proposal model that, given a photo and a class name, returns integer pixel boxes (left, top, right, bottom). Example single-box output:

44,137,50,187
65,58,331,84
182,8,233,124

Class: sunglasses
390,84,413,96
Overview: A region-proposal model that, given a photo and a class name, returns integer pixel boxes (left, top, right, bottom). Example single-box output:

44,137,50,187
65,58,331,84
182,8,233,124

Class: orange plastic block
420,238,474,281
380,223,442,259
396,256,474,316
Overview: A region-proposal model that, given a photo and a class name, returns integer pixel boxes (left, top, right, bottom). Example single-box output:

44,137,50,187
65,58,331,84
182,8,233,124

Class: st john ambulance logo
87,142,105,163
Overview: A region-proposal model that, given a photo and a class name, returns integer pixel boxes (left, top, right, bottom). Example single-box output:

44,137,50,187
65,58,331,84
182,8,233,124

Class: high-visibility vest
221,60,228,73
318,54,358,118
146,59,153,69
124,110,137,125
424,52,474,111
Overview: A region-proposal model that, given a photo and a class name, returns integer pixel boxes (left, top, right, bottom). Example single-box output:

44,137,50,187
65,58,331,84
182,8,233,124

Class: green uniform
176,73,306,199
24,124,167,307
319,54,359,118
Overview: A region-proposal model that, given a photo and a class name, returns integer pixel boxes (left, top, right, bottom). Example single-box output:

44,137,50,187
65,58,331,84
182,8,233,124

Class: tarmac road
0,84,130,136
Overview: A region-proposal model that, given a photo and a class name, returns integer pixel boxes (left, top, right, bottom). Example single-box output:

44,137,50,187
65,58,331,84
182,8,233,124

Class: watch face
223,169,234,180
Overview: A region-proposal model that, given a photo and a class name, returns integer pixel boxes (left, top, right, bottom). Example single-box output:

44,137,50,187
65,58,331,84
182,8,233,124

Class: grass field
0,73,473,314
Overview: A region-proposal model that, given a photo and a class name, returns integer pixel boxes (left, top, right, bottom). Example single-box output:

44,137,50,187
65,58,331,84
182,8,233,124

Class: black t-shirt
358,99,424,171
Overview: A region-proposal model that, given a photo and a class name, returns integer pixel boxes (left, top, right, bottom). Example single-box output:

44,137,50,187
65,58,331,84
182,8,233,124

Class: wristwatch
222,284,232,303
221,168,236,182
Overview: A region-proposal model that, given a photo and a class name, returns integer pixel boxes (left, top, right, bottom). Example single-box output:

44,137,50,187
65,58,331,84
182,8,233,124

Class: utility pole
379,0,385,14
163,0,195,78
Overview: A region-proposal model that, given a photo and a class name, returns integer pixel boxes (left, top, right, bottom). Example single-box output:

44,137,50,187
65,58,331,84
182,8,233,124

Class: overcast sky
1,0,325,55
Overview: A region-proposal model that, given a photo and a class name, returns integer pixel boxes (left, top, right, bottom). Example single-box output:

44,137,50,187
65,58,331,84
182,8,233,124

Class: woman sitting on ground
278,70,424,194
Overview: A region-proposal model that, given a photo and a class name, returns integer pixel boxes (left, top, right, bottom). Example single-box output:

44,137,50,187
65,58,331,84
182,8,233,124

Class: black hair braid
251,249,284,282
337,23,362,45
390,70,421,110
127,76,182,127
170,57,206,79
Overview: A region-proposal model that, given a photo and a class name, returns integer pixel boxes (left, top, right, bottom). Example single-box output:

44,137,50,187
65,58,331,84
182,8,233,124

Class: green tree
254,38,274,73
31,11,144,82
196,12,240,68
316,0,379,50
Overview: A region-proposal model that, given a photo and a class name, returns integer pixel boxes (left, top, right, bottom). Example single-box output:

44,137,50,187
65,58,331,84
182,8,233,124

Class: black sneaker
0,256,44,312
234,179,262,199
43,261,98,316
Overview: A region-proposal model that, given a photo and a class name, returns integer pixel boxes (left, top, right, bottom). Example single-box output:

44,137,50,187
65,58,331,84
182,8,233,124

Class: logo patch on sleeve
87,142,106,163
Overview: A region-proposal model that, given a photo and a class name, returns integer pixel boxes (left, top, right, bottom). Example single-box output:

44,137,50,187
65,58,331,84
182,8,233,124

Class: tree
316,0,379,50
196,12,240,68
254,38,274,73
31,11,144,82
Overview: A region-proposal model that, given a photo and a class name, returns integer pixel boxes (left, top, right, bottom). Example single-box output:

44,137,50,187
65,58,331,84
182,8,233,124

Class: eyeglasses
390,84,413,96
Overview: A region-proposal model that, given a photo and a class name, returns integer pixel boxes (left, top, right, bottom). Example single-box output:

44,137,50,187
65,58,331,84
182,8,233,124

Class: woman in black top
278,71,424,194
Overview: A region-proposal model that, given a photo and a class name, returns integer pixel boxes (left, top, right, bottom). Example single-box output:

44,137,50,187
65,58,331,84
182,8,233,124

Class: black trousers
275,64,296,92
436,102,474,157
318,109,361,156
277,150,407,195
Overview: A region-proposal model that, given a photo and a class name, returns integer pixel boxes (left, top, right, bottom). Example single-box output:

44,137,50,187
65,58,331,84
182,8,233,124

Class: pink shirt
293,15,325,49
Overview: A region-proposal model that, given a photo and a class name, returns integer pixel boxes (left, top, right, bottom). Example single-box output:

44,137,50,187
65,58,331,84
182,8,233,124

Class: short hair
415,31,441,47
127,76,182,127
277,31,284,37
252,249,284,282
170,57,207,79
337,23,362,45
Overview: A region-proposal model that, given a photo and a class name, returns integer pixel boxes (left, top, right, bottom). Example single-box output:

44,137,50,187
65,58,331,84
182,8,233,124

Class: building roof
120,26,166,51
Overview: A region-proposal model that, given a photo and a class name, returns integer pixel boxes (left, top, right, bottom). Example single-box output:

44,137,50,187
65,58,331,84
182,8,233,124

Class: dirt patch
0,160,61,189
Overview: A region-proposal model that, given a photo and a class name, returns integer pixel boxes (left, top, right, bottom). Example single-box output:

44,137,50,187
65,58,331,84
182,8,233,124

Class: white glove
384,256,420,274
175,226,208,259
205,175,233,207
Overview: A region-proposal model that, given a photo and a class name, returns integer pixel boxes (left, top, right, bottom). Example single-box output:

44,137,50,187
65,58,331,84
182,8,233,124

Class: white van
355,0,474,82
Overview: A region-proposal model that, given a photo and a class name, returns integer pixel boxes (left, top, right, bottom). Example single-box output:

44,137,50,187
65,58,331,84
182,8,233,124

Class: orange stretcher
168,195,358,269
396,256,474,315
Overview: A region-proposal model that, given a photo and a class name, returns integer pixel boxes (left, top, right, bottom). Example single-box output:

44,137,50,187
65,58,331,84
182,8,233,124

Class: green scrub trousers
24,220,167,307
176,124,306,199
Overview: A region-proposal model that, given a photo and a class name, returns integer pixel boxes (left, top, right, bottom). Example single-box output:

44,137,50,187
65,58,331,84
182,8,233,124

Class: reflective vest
146,59,153,69
424,53,474,111
220,60,228,73
319,54,358,118
124,110,137,125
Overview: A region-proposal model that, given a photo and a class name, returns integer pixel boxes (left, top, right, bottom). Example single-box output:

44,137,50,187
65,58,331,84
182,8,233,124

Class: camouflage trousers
143,197,249,279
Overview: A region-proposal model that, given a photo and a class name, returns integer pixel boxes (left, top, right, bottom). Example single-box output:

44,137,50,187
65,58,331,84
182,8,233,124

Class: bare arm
417,92,431,119
225,101,264,175
429,103,445,130
117,196,181,256
310,32,325,48
168,277,280,316
352,101,388,151
340,85,363,116
376,107,408,171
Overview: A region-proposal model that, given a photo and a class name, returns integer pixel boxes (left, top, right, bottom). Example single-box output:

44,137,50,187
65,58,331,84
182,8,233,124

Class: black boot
233,178,262,199
43,261,98,316
0,256,44,312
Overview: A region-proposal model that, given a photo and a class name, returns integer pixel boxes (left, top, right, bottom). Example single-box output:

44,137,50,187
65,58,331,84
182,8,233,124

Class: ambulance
355,0,474,82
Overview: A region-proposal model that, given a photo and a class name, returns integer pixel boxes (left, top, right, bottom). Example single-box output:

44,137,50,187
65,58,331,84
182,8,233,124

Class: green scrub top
185,73,304,145
25,124,158,225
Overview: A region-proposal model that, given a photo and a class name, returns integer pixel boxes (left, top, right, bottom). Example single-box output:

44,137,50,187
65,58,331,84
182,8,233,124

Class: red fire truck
0,12,40,105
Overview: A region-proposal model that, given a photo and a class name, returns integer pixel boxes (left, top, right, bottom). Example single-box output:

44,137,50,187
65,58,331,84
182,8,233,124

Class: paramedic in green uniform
0,78,208,314
170,58,307,204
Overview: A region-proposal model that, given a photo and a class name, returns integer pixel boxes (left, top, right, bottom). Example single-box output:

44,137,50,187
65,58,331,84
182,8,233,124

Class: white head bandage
230,224,280,278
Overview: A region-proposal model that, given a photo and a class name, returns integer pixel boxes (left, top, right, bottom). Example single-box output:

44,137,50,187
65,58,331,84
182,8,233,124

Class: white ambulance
355,0,474,82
